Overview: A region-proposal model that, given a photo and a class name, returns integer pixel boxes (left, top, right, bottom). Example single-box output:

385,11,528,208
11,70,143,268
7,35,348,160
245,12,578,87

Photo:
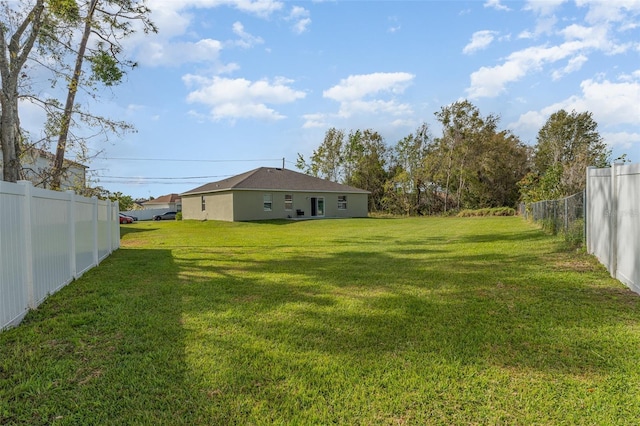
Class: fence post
67,190,77,279
92,196,99,267
609,163,621,279
18,181,35,309
586,167,594,254
564,197,569,234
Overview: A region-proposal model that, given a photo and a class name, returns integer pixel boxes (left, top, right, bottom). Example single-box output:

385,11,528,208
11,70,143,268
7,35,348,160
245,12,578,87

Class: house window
338,195,347,210
284,194,293,210
201,196,206,211
263,194,272,211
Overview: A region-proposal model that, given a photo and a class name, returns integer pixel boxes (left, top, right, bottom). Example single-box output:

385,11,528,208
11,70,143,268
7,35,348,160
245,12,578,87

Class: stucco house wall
183,190,367,222
182,192,234,221
181,167,369,222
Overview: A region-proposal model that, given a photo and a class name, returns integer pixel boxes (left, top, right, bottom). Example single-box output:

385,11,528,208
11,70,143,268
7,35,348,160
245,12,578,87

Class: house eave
182,187,370,196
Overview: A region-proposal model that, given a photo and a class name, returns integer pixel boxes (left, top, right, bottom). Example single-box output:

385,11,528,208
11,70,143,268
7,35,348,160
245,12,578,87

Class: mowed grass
2,217,640,425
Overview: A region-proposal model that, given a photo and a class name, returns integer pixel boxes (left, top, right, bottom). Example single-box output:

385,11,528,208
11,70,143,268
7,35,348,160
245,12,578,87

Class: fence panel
0,181,119,331
587,163,640,294
75,196,97,275
614,164,640,293
31,187,74,307
586,167,612,269
0,183,28,330
520,191,584,238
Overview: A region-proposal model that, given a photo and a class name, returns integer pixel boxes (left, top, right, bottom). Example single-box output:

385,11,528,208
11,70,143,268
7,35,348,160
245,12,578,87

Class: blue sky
24,0,640,199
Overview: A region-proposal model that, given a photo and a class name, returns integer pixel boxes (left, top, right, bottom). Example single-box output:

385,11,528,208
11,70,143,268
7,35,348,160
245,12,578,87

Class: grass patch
2,217,640,424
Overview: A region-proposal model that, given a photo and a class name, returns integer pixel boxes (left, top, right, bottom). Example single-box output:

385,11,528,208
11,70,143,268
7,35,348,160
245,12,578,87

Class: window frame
337,195,347,210
263,193,273,211
284,194,293,211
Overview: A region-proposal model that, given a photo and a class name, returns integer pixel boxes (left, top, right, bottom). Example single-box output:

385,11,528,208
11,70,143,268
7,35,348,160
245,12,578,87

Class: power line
99,174,232,180
100,157,283,163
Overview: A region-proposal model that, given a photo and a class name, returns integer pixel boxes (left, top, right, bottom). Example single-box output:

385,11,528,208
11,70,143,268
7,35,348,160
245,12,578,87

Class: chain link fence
519,191,585,244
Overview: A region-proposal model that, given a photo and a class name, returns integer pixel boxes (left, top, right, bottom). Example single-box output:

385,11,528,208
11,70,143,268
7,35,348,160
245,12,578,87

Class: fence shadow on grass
0,248,206,425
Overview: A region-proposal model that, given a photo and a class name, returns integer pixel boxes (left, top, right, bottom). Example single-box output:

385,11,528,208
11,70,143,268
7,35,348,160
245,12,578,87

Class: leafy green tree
50,0,156,189
0,0,154,186
385,123,431,215
523,109,610,201
469,130,530,208
343,129,390,212
431,100,498,212
296,127,344,181
108,191,134,211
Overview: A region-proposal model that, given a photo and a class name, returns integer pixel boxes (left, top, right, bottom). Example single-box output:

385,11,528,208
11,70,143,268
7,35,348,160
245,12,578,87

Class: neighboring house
0,147,87,190
142,193,182,211
181,167,369,222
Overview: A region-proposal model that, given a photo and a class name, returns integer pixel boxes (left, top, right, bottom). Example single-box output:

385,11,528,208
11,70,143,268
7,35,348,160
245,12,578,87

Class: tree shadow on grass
171,238,640,423
176,240,640,377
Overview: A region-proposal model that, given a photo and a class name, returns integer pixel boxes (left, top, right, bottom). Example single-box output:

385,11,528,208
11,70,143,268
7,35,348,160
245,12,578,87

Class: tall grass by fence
586,163,640,294
1,180,119,331
519,191,585,244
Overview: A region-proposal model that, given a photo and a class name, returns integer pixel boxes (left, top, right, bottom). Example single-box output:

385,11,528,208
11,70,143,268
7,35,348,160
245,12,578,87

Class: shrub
457,207,516,217
564,218,584,246
176,212,183,221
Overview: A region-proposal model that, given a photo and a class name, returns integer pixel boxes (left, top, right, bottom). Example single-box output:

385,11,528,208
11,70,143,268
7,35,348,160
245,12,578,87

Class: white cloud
388,16,401,33
467,43,574,98
230,21,264,48
484,0,511,12
324,72,414,102
578,0,640,25
466,14,632,99
183,75,306,121
323,72,415,118
463,30,498,54
551,54,588,80
152,0,285,18
288,6,311,34
137,39,228,67
302,113,328,129
130,0,286,66
509,74,640,140
602,131,640,149
524,0,568,16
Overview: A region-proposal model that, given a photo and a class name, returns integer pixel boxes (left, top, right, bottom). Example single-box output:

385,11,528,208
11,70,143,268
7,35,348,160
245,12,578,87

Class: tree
522,109,610,201
470,130,530,208
0,0,46,182
50,0,155,189
0,0,155,186
432,100,498,212
343,129,390,212
296,127,344,181
384,123,431,215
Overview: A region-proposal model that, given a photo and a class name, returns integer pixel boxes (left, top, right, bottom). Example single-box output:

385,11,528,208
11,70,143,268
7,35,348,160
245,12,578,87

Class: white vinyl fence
586,163,640,294
1,180,119,331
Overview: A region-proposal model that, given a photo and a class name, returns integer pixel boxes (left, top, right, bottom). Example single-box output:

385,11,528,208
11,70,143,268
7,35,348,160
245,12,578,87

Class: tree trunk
51,0,98,190
1,90,21,182
0,0,45,182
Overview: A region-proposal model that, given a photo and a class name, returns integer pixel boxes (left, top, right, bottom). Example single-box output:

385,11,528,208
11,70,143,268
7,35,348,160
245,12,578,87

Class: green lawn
2,217,640,425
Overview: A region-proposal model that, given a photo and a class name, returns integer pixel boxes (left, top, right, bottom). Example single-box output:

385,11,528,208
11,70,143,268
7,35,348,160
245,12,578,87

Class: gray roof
182,167,369,195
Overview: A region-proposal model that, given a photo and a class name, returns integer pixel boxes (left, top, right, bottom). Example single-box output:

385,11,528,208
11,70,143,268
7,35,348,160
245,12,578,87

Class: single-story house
142,193,182,211
181,167,369,222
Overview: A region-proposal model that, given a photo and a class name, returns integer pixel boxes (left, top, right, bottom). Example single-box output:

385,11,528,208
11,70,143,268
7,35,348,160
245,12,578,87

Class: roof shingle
182,167,369,195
